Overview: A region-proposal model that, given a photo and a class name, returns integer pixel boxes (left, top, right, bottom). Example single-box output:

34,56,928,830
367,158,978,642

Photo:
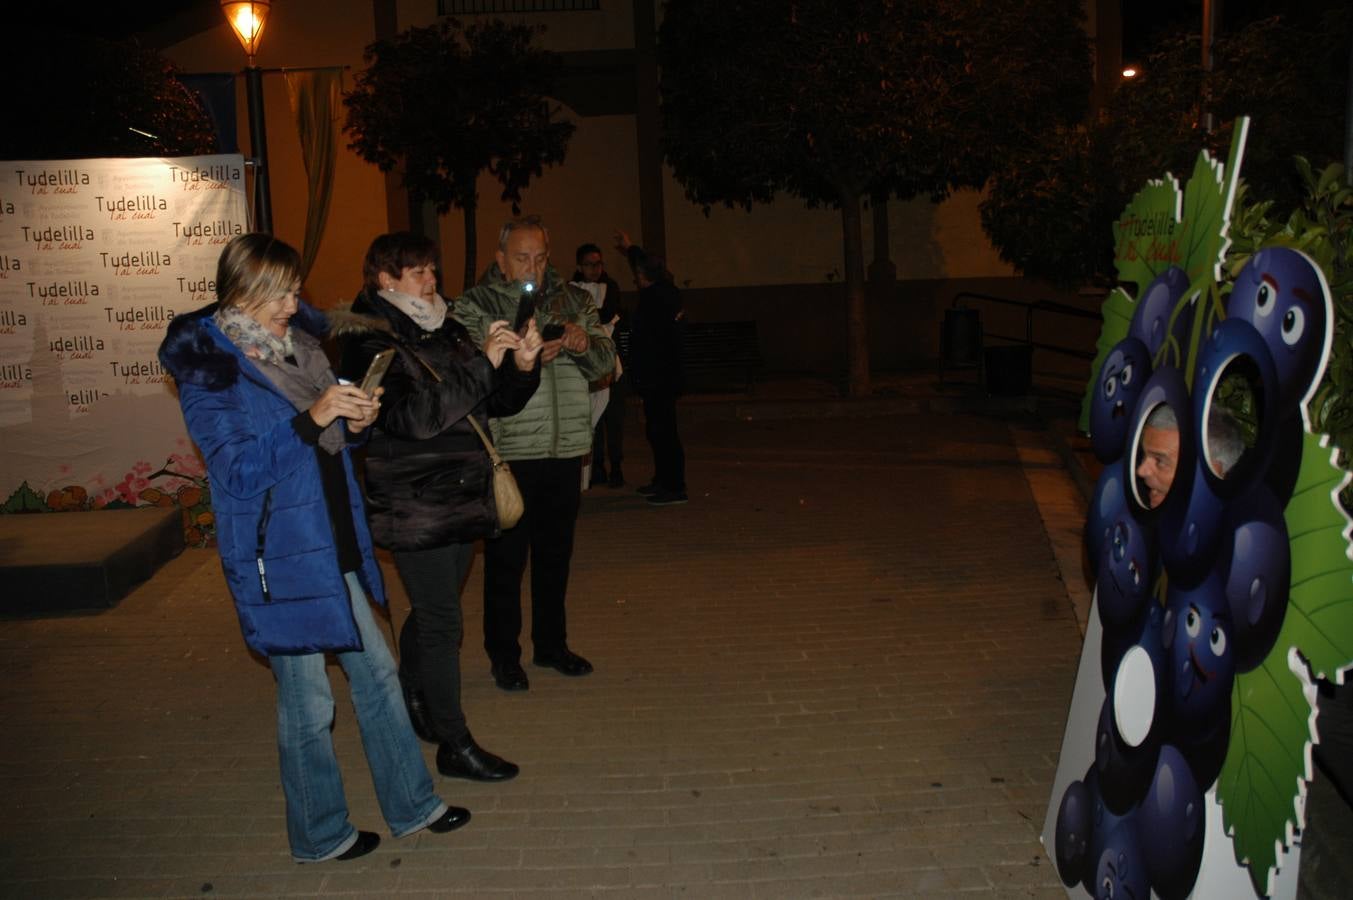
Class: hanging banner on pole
0,154,247,542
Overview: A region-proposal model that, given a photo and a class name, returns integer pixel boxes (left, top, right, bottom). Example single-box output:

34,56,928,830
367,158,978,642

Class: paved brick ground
0,403,1090,899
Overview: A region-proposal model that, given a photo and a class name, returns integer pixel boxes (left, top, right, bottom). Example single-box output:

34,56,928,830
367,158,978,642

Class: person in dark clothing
158,234,469,863
573,242,627,488
614,231,686,506
336,233,543,783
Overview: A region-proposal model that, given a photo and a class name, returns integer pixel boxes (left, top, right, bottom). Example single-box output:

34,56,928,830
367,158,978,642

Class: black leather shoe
636,481,660,496
532,647,594,677
437,737,520,782
490,660,529,691
335,831,380,861
426,805,472,834
400,680,437,744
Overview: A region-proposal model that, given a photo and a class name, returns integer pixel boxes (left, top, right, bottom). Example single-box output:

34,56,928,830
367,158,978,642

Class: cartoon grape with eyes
1090,337,1152,463
1096,516,1154,630
1226,247,1330,410
1162,575,1235,735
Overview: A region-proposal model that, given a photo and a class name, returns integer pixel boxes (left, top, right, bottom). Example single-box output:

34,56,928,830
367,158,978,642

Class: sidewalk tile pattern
0,412,1084,898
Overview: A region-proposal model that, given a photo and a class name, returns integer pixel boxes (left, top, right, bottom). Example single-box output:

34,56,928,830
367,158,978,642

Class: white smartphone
359,349,396,395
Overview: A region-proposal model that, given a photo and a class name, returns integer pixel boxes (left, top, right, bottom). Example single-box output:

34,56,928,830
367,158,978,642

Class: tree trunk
462,198,478,292
840,190,871,397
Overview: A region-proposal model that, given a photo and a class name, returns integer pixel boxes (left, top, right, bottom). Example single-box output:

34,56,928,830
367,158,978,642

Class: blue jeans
270,573,447,862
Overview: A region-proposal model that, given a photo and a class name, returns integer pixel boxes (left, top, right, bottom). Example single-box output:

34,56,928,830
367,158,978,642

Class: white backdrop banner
0,155,247,538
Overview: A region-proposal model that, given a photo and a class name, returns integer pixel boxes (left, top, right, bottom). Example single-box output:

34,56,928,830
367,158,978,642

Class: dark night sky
1121,0,1344,61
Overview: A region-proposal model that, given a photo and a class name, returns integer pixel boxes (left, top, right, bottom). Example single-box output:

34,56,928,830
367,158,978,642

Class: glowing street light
222,1,271,63
221,0,273,232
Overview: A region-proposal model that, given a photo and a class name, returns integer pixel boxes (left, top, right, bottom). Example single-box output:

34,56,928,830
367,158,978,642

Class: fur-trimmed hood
158,300,330,391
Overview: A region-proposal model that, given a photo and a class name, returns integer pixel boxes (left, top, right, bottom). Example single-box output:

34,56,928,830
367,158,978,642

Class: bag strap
402,343,504,465
466,415,505,467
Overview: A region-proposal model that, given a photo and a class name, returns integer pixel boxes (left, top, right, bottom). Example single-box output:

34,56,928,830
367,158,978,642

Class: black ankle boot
400,680,437,744
437,736,520,782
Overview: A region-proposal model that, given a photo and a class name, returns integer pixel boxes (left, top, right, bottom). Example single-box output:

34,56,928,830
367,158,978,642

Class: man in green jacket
453,216,616,691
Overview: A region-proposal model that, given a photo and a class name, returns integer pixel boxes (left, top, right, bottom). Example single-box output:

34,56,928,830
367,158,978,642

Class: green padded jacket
452,263,615,461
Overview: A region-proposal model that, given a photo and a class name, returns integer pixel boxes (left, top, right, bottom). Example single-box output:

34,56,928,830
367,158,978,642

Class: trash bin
984,343,1032,396
940,307,982,375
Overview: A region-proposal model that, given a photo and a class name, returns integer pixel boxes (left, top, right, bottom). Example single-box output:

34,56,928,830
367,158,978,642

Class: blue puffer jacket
158,301,386,656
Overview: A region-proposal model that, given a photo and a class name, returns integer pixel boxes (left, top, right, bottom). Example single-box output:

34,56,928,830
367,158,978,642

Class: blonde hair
216,234,303,313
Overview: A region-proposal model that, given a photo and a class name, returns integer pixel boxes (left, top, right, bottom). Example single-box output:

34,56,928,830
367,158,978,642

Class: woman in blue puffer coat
158,234,469,863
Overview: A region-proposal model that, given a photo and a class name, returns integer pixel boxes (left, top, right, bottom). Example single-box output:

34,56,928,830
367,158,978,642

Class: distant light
1122,66,1139,79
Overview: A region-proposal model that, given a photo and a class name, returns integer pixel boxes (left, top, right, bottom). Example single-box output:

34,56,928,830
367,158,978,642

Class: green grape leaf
1217,431,1353,897
1283,433,1353,681
2,481,48,513
1218,622,1315,898
1177,149,1230,286
1113,177,1184,297
1078,286,1136,433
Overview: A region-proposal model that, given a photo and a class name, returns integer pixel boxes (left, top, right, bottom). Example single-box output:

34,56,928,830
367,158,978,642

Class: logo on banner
169,161,243,191
174,219,243,246
177,275,215,304
20,223,94,249
100,249,172,276
95,194,168,221
106,305,175,331
0,308,29,334
0,362,33,386
12,166,91,194
109,358,170,385
30,279,100,307
50,334,107,359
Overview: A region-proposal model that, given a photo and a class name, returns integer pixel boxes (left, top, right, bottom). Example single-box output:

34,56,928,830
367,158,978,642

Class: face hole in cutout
1133,401,1180,510
1205,357,1262,481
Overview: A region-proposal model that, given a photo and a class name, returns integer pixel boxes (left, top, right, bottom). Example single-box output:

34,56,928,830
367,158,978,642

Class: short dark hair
637,253,671,284
362,232,438,293
576,243,603,264
498,215,548,251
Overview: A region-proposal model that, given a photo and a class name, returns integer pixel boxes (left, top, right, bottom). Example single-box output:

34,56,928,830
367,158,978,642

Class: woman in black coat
338,232,541,782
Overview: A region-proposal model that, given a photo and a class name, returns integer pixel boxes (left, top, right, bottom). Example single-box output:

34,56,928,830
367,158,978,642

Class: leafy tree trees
344,18,574,290
657,0,1092,395
0,34,216,160
981,8,1351,287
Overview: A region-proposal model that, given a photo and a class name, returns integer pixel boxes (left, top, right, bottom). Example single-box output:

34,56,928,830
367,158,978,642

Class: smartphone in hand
541,322,565,341
359,348,396,395
514,294,536,336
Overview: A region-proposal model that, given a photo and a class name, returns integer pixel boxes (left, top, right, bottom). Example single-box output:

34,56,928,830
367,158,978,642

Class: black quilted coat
335,289,539,551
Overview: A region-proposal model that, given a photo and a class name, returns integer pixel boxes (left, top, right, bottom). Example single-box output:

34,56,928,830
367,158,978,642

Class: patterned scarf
379,288,448,332
215,305,345,454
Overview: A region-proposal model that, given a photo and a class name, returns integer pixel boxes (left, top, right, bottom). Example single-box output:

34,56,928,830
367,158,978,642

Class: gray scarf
216,307,345,455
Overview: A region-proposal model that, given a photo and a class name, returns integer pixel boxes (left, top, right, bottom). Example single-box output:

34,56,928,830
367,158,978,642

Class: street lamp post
221,1,273,234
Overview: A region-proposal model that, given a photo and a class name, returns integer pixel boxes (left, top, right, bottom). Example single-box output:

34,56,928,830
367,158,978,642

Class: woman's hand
481,319,523,369
309,384,379,429
347,387,383,434
514,318,544,371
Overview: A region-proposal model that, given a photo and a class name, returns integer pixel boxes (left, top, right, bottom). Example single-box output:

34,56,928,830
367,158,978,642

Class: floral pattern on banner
3,443,215,547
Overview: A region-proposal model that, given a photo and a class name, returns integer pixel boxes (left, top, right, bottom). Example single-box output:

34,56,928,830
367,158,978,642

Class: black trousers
393,541,474,744
643,390,685,492
592,378,626,475
482,456,582,664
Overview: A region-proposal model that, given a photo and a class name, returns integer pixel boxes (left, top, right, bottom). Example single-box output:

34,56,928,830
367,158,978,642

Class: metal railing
951,291,1099,361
